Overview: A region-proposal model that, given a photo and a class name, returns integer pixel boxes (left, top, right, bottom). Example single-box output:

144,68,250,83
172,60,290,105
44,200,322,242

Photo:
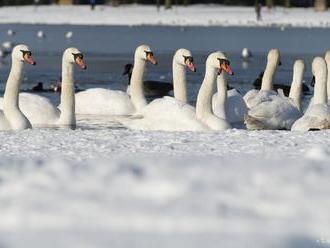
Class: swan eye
72,53,84,60
218,58,230,66
20,50,32,57
183,55,193,63
145,51,153,57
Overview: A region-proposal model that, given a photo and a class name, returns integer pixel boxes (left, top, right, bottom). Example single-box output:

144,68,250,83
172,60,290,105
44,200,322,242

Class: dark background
0,0,318,7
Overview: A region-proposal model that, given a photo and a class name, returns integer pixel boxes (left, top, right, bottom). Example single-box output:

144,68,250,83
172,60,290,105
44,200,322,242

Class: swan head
12,44,36,65
267,49,281,67
324,50,330,64
174,48,196,72
293,59,304,74
63,47,87,70
312,57,327,78
207,51,233,76
135,44,157,65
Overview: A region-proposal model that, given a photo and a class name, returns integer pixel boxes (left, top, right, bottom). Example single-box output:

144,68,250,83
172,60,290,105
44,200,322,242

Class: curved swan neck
314,64,328,105
216,73,228,119
173,61,187,103
58,58,75,126
196,65,217,119
130,58,147,110
261,62,277,91
289,62,304,111
3,60,24,112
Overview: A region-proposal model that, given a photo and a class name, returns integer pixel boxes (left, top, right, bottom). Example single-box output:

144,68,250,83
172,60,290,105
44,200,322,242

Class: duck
75,44,157,116
243,49,282,109
0,44,36,130
0,48,87,128
121,51,233,131
292,57,330,131
253,71,310,96
245,59,304,130
123,63,173,98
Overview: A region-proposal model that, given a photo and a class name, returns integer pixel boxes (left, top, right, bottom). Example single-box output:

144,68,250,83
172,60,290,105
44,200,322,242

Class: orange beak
24,54,36,66
220,63,234,75
186,61,196,72
147,53,157,65
75,57,87,70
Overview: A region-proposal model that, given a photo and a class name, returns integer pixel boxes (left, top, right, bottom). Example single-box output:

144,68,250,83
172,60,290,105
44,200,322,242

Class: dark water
0,24,327,103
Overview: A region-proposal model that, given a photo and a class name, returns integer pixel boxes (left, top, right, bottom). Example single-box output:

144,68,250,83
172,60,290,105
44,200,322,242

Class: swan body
75,44,157,115
245,59,304,130
0,44,35,130
0,48,87,128
213,88,248,124
292,57,330,131
244,49,281,109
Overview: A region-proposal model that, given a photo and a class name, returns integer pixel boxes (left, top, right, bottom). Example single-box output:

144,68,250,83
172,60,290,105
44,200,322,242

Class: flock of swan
0,43,330,132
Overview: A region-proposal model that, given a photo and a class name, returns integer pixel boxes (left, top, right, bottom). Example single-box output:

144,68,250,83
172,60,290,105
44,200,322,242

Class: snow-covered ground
1,4,330,28
1,125,330,247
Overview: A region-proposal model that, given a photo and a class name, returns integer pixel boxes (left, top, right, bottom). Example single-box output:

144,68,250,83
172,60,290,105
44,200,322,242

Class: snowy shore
1,5,330,28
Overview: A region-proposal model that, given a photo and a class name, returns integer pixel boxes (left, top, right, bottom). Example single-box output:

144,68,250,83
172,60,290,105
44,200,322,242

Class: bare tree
284,0,290,8
266,0,274,8
315,0,328,11
165,0,172,9
183,0,190,6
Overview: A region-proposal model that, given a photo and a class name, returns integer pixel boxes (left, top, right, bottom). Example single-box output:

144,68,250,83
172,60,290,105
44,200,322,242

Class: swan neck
216,73,228,119
196,65,217,119
313,66,328,105
3,60,24,112
173,61,187,103
261,62,276,91
59,59,75,126
289,66,303,111
327,61,330,98
130,58,147,110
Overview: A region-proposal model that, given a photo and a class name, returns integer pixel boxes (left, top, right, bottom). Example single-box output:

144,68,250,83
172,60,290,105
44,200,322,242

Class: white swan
0,44,35,130
243,49,281,109
212,83,248,124
245,59,304,130
0,48,87,128
292,57,330,131
75,44,157,116
122,51,232,131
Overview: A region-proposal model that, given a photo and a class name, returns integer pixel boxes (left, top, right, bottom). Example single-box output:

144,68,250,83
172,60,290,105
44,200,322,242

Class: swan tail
244,114,268,130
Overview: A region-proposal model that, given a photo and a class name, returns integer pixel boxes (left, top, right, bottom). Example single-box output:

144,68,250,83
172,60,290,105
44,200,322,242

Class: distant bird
253,71,310,96
241,48,252,60
31,82,44,92
2,41,15,50
7,29,15,36
0,48,10,59
65,31,73,39
37,30,45,39
123,63,173,98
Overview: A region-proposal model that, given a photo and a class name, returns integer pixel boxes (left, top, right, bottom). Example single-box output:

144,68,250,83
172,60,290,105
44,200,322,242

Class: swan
292,57,330,131
65,31,73,39
243,49,281,109
212,60,248,125
242,48,252,60
123,63,173,98
0,44,36,130
122,51,232,131
75,44,157,115
37,30,45,39
0,48,87,128
245,59,304,130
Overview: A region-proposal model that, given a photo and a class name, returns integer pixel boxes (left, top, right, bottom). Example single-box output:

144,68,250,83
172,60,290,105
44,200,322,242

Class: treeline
0,0,326,7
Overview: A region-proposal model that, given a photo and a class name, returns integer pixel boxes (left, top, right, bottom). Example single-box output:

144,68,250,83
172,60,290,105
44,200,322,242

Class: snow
0,124,330,246
1,5,330,28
